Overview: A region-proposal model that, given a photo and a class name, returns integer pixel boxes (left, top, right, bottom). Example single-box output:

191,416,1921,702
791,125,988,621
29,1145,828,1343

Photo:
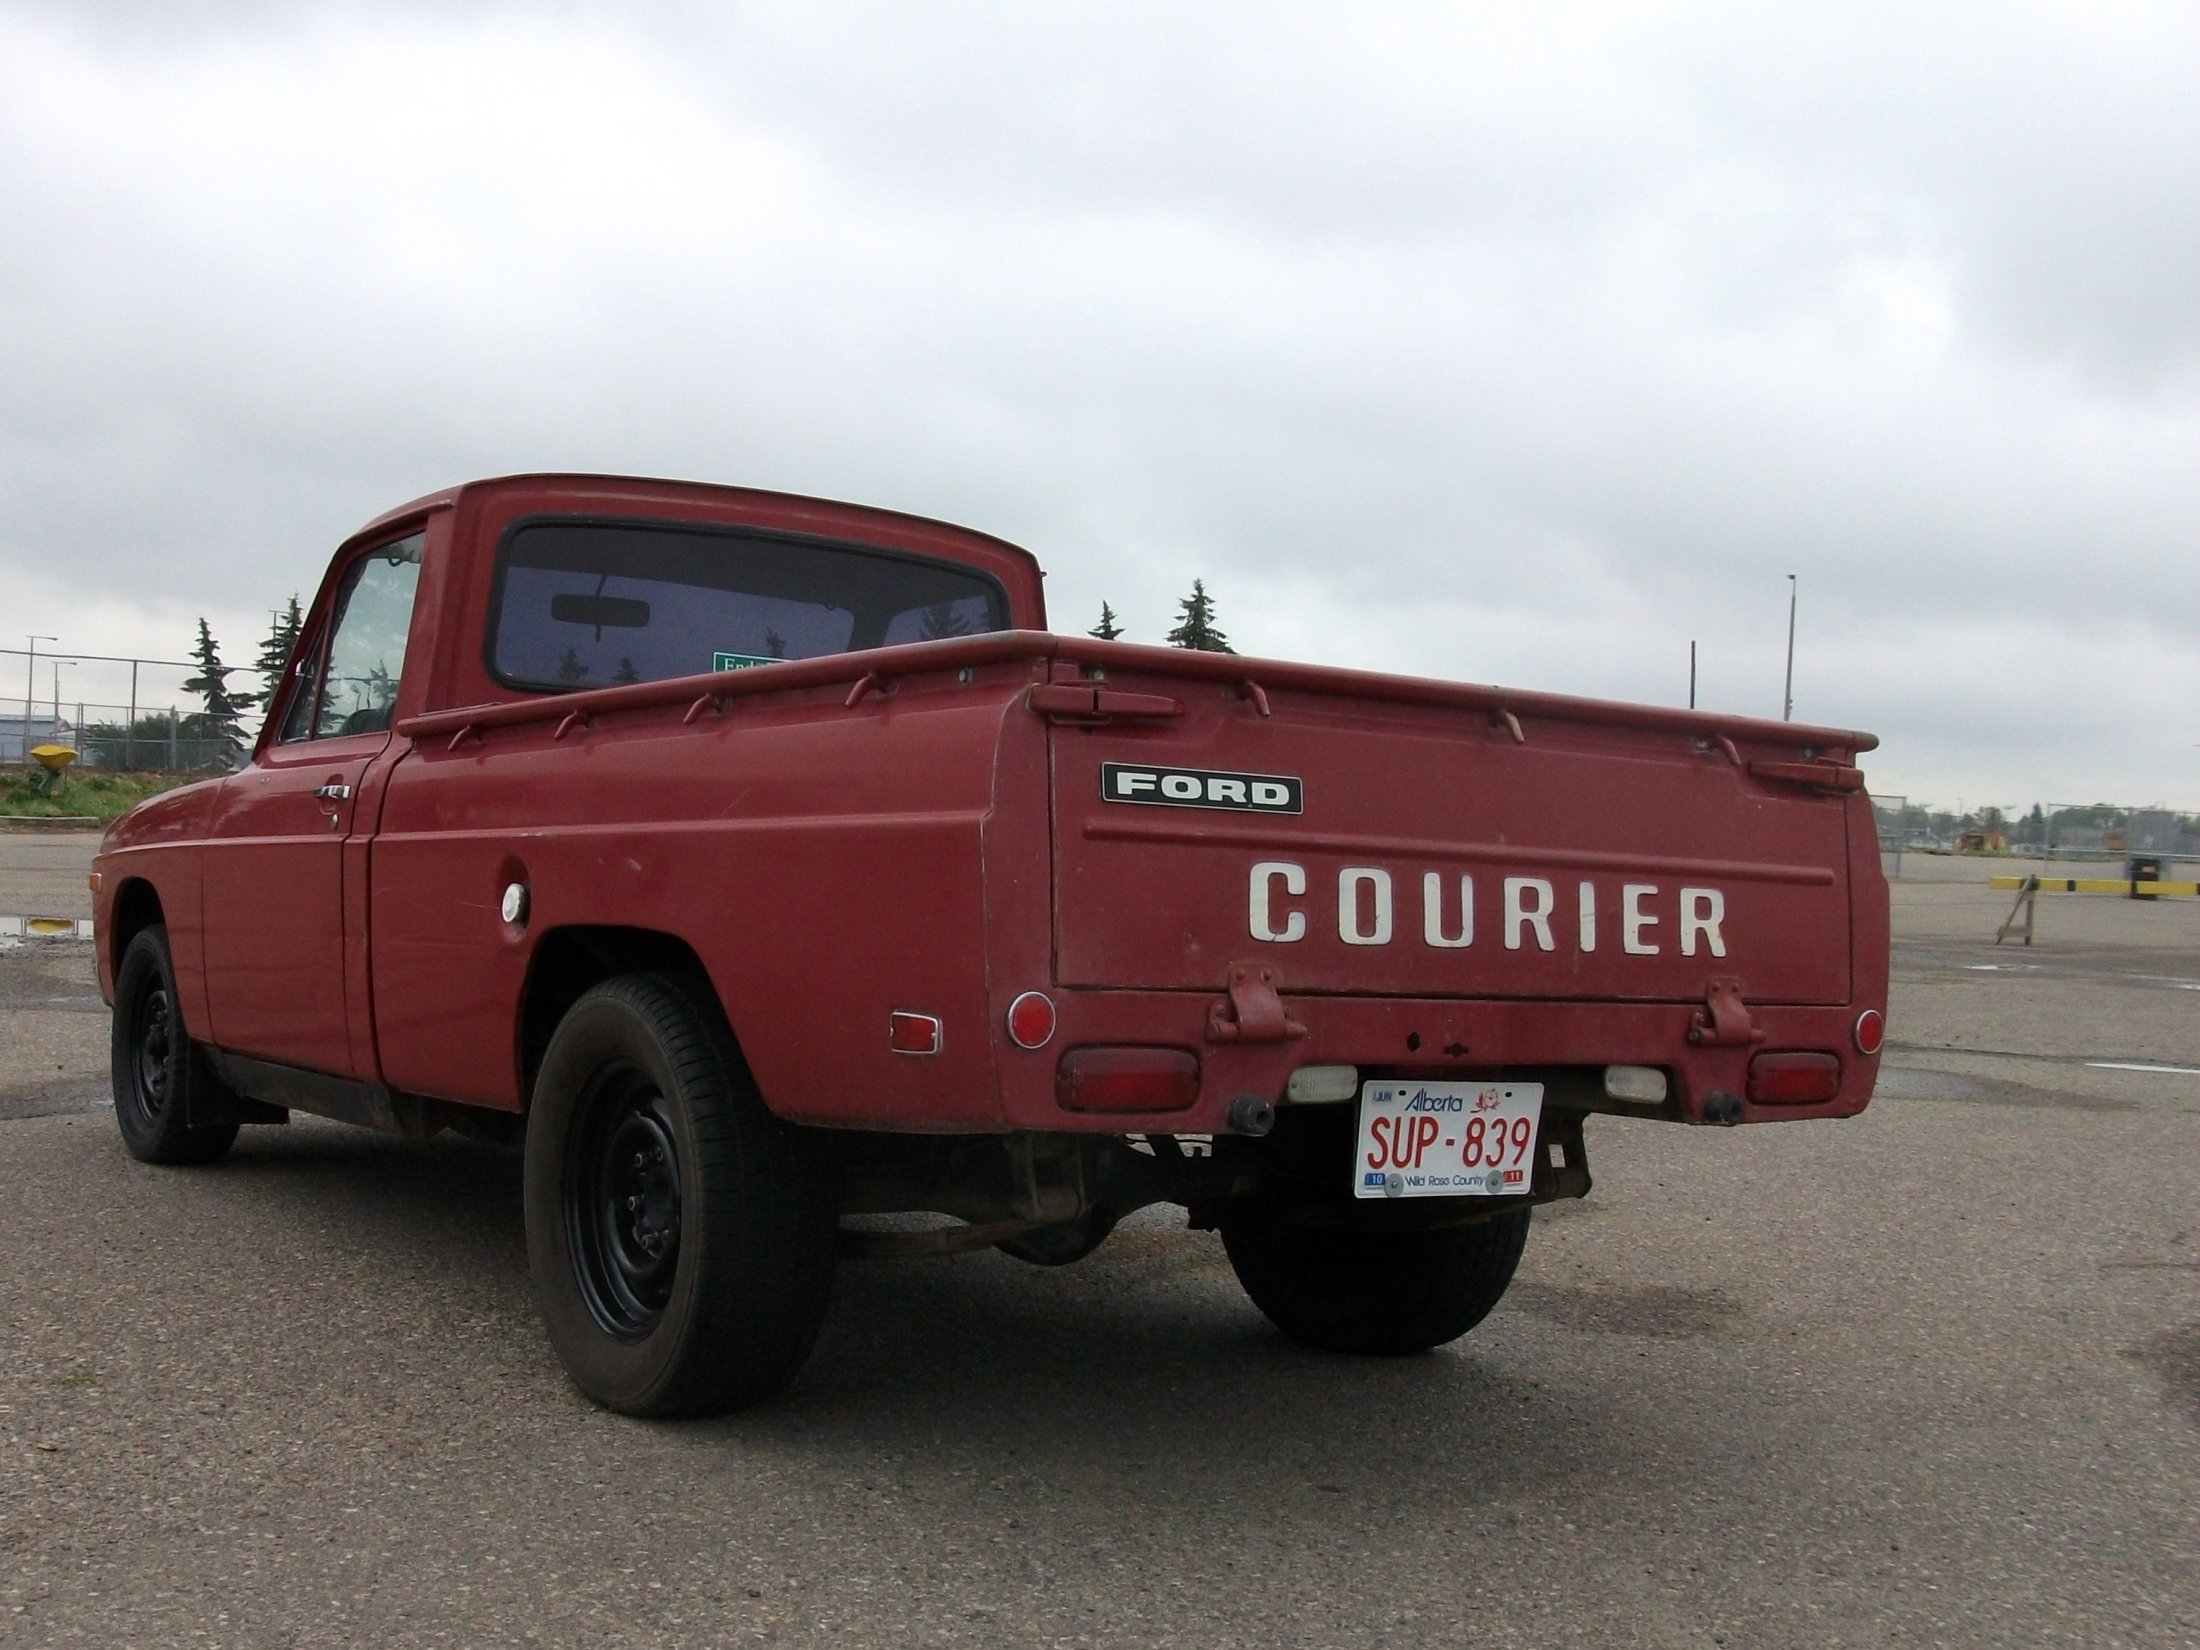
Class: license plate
1354,1081,1543,1199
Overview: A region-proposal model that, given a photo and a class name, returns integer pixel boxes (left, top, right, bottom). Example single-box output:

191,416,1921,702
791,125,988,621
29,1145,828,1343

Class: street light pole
53,660,76,743
24,635,55,761
1782,575,1797,722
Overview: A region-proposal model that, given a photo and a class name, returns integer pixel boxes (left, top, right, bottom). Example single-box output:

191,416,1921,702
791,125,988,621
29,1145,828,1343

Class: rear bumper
995,988,1881,1135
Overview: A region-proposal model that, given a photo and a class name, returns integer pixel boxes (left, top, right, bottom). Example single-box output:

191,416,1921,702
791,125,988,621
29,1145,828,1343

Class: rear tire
1221,1204,1531,1354
110,926,239,1166
523,973,836,1417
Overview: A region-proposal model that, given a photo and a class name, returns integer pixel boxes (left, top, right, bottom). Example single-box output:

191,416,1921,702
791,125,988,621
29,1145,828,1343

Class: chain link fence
2038,804,2200,862
1,700,237,771
1,648,249,771
1869,793,1905,880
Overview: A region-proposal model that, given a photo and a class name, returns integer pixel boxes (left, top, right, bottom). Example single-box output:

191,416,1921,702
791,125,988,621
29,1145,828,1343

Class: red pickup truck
94,474,1887,1416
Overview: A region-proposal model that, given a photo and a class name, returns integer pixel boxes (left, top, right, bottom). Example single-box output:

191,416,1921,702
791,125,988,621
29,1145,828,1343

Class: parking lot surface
2,836,2195,1647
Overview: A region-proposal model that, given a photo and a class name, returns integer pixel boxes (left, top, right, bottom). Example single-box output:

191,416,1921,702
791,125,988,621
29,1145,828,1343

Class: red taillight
1747,1051,1842,1105
888,1011,942,1056
1854,1009,1884,1055
1006,991,1057,1049
1056,1047,1199,1113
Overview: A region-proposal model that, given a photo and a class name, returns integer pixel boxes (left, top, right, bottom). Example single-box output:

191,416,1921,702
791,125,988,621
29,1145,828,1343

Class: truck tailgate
1048,677,1854,1005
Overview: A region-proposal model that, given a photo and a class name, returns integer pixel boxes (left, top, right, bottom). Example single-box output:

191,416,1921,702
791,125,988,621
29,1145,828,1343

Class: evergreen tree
1165,579,1234,653
255,595,303,703
181,618,257,767
555,647,590,684
613,656,641,685
1089,602,1124,641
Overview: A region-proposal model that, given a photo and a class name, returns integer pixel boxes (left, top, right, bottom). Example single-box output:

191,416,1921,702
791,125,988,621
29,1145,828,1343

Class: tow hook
1226,1095,1276,1137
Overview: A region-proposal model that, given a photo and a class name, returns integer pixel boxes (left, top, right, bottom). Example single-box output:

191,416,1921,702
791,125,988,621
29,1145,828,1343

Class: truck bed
391,630,1886,1136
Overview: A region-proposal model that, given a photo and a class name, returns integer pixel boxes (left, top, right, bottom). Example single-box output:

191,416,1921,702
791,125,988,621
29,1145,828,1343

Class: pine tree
181,618,257,767
1089,602,1124,641
555,647,590,684
1165,579,1234,653
255,595,303,703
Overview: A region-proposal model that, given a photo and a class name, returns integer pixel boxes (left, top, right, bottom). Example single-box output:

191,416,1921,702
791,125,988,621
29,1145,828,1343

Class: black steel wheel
524,972,836,1417
1220,1203,1531,1355
564,1065,685,1339
110,925,238,1166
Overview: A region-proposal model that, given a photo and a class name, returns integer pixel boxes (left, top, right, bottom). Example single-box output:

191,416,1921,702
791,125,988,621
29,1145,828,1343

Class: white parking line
2085,1061,2200,1075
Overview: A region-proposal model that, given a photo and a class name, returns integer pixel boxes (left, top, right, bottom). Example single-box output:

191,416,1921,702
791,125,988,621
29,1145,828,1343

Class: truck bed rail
397,631,1877,755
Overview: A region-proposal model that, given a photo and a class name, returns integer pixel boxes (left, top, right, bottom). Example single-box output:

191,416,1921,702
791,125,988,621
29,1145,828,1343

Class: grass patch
0,769,199,820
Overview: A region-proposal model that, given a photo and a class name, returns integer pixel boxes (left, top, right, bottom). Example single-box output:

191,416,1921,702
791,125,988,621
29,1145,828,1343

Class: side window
279,534,423,741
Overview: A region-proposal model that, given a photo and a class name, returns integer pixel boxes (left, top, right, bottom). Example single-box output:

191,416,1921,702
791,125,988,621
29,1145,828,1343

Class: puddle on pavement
0,916,96,950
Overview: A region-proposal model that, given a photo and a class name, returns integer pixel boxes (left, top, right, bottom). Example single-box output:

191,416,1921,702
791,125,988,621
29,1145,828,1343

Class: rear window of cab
486,518,1009,691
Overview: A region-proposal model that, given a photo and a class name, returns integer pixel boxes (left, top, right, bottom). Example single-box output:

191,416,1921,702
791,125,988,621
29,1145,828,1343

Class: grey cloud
1,2,2195,805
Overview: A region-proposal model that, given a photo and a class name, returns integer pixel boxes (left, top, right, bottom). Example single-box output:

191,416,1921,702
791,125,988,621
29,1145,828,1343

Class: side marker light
889,1011,943,1056
1006,991,1057,1049
1854,1009,1884,1056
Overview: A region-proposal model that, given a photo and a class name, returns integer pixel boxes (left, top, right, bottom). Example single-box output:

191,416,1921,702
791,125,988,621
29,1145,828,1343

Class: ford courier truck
92,474,1888,1416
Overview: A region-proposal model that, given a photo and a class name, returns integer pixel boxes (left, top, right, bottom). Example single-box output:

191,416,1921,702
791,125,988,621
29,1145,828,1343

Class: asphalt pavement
2,837,2195,1648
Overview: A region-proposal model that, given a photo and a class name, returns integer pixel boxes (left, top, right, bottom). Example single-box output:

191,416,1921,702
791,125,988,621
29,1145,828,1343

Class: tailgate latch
1687,976,1766,1048
1027,684,1183,724
1207,963,1311,1045
1746,758,1865,794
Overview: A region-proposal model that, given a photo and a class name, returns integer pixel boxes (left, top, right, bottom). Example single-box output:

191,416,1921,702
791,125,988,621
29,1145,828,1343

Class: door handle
315,782,353,802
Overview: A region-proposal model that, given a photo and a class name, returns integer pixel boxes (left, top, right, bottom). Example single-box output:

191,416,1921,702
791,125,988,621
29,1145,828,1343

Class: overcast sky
4,1,2195,810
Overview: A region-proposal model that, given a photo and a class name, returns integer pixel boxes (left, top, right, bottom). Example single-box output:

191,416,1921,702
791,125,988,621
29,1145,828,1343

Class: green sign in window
712,652,781,672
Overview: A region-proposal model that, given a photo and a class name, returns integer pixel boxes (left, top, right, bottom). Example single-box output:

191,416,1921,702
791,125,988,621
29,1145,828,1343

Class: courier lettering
1249,860,1728,957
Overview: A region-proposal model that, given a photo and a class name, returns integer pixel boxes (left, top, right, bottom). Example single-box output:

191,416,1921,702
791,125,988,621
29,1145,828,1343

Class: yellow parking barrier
1986,876,2199,896
1990,871,2197,946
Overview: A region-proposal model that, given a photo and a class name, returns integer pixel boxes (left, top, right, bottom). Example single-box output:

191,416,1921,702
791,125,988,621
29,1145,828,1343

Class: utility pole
1782,575,1797,721
1689,640,1697,709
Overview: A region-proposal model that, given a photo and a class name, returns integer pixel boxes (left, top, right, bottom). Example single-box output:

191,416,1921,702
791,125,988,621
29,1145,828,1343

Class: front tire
110,926,239,1166
1221,1204,1531,1354
523,973,836,1417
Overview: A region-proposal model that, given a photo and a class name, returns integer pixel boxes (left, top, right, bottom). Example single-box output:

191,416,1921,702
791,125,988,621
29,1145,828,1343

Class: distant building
0,713,76,765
